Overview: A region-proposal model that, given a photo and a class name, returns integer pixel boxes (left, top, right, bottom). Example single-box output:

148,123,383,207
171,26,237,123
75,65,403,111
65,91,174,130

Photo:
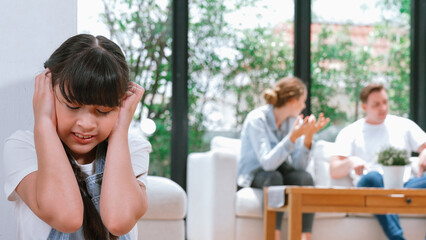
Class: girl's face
54,86,119,164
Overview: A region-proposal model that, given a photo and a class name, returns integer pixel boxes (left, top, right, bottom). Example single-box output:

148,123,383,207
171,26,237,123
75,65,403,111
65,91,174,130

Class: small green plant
377,146,410,166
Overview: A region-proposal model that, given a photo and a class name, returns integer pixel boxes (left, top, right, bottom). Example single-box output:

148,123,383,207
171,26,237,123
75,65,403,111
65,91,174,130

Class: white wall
0,1,76,239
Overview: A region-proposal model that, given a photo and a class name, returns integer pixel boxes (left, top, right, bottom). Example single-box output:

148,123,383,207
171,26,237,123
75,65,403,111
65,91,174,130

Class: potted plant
377,146,411,189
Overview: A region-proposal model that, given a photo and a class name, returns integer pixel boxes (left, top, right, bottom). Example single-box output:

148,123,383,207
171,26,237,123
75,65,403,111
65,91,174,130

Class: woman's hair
263,76,306,108
44,34,129,239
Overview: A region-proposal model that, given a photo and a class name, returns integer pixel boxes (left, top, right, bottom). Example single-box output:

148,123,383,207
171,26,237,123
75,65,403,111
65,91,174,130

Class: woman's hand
290,113,330,148
33,69,56,129
306,113,330,136
289,115,315,143
303,113,330,148
111,82,145,136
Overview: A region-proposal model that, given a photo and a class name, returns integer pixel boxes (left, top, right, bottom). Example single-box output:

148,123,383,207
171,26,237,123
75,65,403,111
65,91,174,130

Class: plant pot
382,165,407,189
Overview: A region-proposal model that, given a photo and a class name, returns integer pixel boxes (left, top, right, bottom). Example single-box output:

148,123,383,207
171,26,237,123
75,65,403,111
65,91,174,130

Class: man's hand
349,156,367,176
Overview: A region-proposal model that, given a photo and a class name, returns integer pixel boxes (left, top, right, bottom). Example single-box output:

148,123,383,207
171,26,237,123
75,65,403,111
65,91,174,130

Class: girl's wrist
109,127,129,142
34,118,56,132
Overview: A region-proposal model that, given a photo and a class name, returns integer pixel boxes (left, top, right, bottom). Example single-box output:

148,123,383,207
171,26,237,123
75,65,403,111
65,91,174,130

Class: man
330,83,426,240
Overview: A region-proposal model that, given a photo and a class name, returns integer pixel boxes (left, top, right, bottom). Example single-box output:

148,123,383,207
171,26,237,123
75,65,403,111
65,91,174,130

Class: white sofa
137,176,187,240
186,136,426,240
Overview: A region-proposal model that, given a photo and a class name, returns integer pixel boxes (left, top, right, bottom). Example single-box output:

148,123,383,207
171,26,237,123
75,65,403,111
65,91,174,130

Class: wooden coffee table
263,186,426,240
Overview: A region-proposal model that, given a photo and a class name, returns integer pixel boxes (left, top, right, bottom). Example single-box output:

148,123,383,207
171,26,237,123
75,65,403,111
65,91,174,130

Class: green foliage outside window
100,0,411,177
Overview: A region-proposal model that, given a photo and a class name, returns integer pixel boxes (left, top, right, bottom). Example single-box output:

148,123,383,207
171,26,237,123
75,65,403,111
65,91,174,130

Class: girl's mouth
72,132,94,144
74,133,93,139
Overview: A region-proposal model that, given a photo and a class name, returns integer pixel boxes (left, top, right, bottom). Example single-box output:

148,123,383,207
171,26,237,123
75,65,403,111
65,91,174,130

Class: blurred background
79,0,413,177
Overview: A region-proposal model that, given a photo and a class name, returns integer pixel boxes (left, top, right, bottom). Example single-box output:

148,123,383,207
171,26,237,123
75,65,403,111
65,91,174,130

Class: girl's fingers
124,90,133,99
121,82,144,114
33,69,57,127
114,82,145,131
45,70,52,91
127,82,144,97
34,69,51,96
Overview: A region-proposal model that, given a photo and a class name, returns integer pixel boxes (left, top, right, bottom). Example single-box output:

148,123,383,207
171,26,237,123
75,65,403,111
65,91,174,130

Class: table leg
264,209,276,240
264,188,276,240
288,193,302,240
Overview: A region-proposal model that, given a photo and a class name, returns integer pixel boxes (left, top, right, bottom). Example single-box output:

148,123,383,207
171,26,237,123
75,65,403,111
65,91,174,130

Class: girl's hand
33,69,56,129
111,82,145,135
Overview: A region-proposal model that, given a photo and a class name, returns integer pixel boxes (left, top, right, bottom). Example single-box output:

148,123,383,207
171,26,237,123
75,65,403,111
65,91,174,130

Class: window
311,0,411,141
188,0,295,147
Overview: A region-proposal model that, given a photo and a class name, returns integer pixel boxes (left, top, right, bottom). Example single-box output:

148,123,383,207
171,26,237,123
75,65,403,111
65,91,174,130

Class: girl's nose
76,113,97,131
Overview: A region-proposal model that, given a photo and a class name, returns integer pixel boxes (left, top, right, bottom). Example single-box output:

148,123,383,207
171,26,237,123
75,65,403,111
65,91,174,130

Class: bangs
58,48,128,107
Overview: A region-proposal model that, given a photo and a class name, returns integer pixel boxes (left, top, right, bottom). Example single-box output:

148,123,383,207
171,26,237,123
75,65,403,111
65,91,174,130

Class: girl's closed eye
96,106,115,115
66,103,80,110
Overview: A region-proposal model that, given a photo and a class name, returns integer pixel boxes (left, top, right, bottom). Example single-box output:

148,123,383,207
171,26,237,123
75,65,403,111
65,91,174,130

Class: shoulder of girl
128,132,152,149
5,130,33,144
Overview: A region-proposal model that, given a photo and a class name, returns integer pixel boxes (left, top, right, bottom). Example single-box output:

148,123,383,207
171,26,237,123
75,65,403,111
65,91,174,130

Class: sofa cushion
235,188,263,218
142,176,187,220
235,187,346,219
311,140,333,186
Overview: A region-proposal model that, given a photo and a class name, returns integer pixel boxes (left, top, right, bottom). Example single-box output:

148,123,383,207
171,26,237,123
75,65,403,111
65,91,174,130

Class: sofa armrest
187,149,238,240
311,140,334,187
142,176,187,220
138,176,186,240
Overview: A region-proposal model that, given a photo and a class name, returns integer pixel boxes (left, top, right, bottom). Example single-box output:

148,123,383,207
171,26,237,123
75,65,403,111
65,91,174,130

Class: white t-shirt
334,115,426,183
3,130,152,240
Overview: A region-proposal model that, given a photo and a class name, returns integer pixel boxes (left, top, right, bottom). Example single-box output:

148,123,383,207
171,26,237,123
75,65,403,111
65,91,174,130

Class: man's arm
330,156,352,179
330,155,366,179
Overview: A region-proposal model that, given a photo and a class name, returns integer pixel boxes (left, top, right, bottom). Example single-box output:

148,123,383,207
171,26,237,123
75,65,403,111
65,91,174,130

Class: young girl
237,76,329,240
3,34,151,239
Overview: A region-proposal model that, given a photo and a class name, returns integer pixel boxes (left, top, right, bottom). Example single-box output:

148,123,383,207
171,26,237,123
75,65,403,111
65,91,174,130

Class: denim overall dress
47,145,131,240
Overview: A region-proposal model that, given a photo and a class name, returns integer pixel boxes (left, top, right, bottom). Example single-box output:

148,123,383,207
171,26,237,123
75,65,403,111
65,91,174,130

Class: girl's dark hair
45,34,129,107
45,34,129,239
263,76,306,108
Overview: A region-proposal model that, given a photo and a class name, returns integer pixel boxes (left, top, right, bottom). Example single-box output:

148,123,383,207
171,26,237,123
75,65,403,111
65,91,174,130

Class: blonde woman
237,76,329,240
